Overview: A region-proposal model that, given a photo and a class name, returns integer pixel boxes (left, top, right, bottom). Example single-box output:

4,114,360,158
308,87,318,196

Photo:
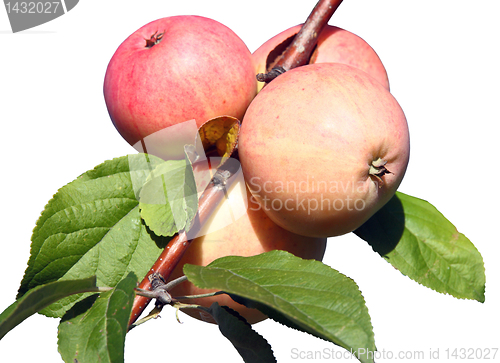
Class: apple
104,16,257,160
253,24,389,92
238,62,410,238
169,166,327,324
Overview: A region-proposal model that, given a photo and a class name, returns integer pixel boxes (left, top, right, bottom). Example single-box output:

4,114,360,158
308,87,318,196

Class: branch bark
257,0,343,83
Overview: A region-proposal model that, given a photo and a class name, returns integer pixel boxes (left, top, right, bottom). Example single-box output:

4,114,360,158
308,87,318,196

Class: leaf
17,154,169,317
196,116,240,169
183,250,375,363
138,151,198,237
0,276,101,340
208,302,276,363
354,191,486,302
58,272,137,363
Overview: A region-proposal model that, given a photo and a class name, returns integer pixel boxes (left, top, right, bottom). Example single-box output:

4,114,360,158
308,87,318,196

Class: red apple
239,63,409,238
104,16,257,159
253,24,389,91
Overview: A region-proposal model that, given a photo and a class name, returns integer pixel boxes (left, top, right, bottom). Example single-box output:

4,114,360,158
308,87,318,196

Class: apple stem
128,306,163,331
128,160,239,326
173,290,226,301
256,0,344,83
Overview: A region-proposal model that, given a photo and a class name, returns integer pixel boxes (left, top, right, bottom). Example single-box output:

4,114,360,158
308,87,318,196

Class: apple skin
104,16,257,156
253,24,389,91
169,171,327,324
239,63,410,238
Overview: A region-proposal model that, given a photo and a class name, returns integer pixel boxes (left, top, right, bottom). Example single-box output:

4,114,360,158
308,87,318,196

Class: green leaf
208,302,276,363
138,154,198,237
0,276,101,340
183,250,375,363
57,272,137,363
354,191,485,302
17,154,169,317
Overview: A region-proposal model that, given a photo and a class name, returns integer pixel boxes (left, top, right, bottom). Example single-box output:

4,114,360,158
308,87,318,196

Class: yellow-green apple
169,166,327,324
104,16,257,159
239,63,409,238
253,24,389,92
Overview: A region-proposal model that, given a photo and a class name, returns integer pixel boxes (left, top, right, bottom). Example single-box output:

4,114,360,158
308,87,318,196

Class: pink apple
253,24,389,91
169,171,327,324
104,16,257,159
239,63,409,238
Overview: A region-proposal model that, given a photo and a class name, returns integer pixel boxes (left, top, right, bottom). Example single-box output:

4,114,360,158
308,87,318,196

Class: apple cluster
103,15,410,323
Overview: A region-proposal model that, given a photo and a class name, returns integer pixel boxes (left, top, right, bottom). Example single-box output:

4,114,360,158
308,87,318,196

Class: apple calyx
145,30,164,48
369,157,392,184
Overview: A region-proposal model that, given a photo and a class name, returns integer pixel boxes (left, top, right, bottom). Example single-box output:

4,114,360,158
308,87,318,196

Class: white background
1,0,499,362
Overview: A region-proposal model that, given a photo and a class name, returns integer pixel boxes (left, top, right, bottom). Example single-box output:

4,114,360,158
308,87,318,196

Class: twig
256,0,343,83
129,162,239,325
